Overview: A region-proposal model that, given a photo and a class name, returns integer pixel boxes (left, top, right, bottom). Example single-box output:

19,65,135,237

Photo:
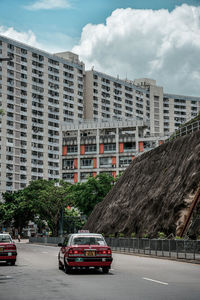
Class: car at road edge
58,233,113,273
0,233,17,265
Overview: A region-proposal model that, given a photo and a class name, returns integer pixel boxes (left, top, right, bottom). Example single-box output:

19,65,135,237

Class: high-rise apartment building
0,35,200,194
84,71,200,136
0,35,84,194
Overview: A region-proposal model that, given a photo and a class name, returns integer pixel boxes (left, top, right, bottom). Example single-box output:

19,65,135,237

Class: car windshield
0,235,12,243
71,236,106,246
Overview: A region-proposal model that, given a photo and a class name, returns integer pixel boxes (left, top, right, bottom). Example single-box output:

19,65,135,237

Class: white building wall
0,35,85,195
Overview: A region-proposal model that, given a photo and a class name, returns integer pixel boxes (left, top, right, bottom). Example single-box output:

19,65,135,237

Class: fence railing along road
29,236,200,262
105,238,200,261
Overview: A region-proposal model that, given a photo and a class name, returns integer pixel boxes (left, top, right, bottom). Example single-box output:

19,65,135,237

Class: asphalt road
0,241,200,300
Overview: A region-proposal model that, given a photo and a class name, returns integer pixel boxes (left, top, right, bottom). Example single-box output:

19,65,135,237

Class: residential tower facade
0,35,84,194
0,35,200,194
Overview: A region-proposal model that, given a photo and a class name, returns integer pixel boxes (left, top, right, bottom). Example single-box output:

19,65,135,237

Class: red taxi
58,233,112,273
0,234,17,265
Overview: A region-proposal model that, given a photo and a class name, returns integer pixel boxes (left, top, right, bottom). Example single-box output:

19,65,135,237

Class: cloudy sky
0,0,200,96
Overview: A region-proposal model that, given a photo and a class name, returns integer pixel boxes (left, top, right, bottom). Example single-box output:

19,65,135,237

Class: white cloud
73,4,200,96
0,26,41,48
25,0,70,11
0,26,75,53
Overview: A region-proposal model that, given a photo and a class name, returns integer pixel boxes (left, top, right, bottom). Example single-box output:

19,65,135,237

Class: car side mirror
58,243,63,247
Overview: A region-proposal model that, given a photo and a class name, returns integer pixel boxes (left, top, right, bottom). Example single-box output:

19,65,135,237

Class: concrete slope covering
85,130,200,238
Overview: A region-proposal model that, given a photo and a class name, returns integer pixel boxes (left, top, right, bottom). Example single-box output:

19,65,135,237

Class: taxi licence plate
0,247,3,252
85,250,95,256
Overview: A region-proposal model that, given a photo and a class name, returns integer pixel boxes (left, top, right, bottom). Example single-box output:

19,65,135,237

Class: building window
80,172,93,180
119,156,132,167
67,145,77,153
124,142,136,152
85,144,97,153
80,158,93,168
63,159,74,169
100,157,112,167
62,173,74,180
104,143,116,152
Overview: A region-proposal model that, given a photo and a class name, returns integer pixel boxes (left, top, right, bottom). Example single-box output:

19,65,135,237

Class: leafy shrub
158,232,166,239
108,233,115,238
119,233,124,237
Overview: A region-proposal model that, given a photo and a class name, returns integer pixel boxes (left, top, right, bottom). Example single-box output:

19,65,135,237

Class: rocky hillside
85,129,200,238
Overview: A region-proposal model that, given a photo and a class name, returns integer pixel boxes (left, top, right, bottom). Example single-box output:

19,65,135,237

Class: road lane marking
41,251,48,254
142,277,168,285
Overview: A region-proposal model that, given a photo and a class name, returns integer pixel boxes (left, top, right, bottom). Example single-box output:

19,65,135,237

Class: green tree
63,207,84,233
24,179,71,236
69,173,115,217
1,190,35,234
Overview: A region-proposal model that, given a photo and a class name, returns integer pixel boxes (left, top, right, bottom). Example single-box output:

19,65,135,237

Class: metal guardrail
105,238,200,261
29,236,200,261
29,236,64,245
168,120,200,141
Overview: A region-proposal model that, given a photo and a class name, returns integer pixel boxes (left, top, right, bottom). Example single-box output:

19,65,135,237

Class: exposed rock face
85,130,200,237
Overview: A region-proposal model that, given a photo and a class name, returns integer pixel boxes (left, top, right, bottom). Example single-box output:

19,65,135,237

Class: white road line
142,277,168,285
41,251,48,254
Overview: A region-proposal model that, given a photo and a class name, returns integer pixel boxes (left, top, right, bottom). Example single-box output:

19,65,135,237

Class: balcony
119,134,135,142
124,148,136,153
62,165,75,171
80,165,93,169
99,164,113,168
80,136,96,144
99,135,115,143
119,163,130,168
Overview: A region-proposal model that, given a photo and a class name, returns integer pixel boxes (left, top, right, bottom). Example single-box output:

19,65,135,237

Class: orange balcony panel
132,156,135,160
99,144,104,154
119,143,124,153
74,158,78,169
80,145,85,155
93,172,97,178
112,157,116,165
139,141,143,152
112,171,116,178
74,173,78,183
62,145,67,156
93,158,97,168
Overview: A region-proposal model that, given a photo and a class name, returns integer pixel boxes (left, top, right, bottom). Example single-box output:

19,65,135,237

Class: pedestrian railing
105,238,200,261
167,119,200,141
29,236,200,261
29,236,64,245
